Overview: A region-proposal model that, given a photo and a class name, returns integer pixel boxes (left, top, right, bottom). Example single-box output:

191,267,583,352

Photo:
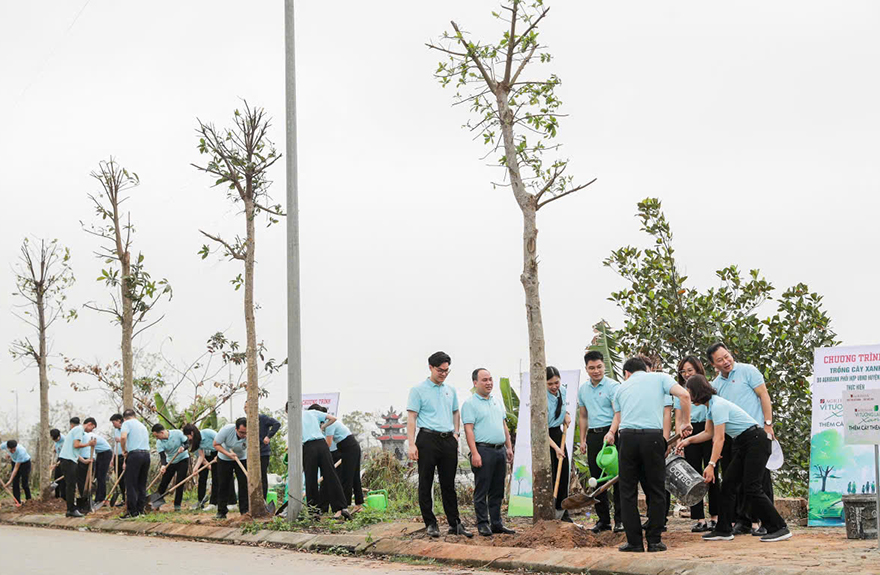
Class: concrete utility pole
284,0,304,522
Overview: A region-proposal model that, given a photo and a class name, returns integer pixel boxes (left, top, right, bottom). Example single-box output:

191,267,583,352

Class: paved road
0,525,477,575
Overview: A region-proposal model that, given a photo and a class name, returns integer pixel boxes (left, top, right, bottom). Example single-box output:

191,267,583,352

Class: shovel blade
149,493,166,510
561,492,598,510
266,501,276,515
274,501,288,517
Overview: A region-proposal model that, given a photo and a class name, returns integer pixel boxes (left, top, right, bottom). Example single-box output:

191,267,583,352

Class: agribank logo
854,403,880,425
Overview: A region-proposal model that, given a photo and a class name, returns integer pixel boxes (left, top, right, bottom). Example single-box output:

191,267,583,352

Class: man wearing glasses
407,351,472,538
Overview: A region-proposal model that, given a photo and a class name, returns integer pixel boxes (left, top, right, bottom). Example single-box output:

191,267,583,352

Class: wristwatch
764,420,773,426
707,461,716,467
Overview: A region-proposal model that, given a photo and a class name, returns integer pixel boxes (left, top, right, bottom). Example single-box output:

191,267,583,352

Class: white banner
509,370,579,517
302,393,340,416
843,390,880,445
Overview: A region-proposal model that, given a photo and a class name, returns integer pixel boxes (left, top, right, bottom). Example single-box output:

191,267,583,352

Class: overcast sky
1,1,878,431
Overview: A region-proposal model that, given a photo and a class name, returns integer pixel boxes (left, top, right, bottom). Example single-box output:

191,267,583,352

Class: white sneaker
204,504,216,511
229,504,238,510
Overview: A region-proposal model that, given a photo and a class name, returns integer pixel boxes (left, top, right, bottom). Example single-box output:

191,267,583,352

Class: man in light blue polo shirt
607,357,692,553
60,417,96,517
707,342,775,536
406,351,471,538
110,413,125,506
49,429,66,498
2,440,32,503
324,418,364,511
152,424,190,510
120,409,150,518
89,433,113,505
577,350,622,533
462,368,514,537
213,418,249,519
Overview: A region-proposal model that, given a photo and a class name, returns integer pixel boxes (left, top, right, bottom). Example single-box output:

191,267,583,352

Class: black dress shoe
613,523,625,533
426,523,441,538
691,522,710,533
560,510,573,523
491,525,516,535
751,526,767,536
732,521,751,535
449,523,474,538
591,522,612,534
477,524,493,537
66,510,84,518
618,542,644,552
706,519,717,530
647,542,667,552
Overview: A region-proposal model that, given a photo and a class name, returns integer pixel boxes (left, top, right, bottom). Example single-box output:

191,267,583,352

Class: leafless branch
199,230,245,260
536,178,597,210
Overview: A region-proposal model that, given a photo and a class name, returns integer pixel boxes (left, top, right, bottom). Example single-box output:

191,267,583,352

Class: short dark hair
235,417,247,429
182,423,202,452
623,357,648,374
307,403,328,413
472,368,488,382
637,354,654,370
676,355,706,386
83,417,97,426
122,409,136,419
70,417,80,425
546,365,561,380
151,423,165,433
109,413,123,423
686,374,717,405
584,350,604,365
50,429,60,440
706,342,729,362
428,351,451,367
6,440,17,449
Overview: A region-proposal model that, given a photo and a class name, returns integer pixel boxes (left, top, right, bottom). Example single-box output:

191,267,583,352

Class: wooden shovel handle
107,467,126,497
317,458,343,485
160,459,216,497
0,480,20,506
233,456,249,479
553,420,570,499
587,432,681,499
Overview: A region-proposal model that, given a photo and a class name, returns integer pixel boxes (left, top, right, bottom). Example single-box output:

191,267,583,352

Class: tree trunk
121,251,134,411
495,89,553,521
243,197,267,517
36,291,51,499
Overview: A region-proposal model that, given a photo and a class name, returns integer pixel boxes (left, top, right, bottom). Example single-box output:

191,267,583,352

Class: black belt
619,428,663,435
420,428,455,438
475,442,505,449
128,449,149,453
734,425,763,442
588,426,612,434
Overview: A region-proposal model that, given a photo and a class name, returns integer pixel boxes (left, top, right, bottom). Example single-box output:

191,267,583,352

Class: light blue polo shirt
121,418,150,452
407,379,459,433
712,363,765,425
461,392,507,445
547,390,567,428
613,371,676,430
198,429,217,455
3,443,30,464
94,435,112,454
60,425,85,462
214,423,248,461
113,427,123,455
302,410,327,443
577,377,620,429
54,435,65,459
673,396,707,423
78,433,97,460
157,429,189,464
324,420,352,451
706,396,759,438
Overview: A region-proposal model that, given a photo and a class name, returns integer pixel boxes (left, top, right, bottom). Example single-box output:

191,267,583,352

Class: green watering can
594,442,619,484
364,489,388,511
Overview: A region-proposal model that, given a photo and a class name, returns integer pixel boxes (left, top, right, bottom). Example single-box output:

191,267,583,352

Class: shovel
49,475,65,490
1,479,21,507
95,468,125,511
552,421,570,519
274,458,342,517
82,446,96,512
149,460,216,510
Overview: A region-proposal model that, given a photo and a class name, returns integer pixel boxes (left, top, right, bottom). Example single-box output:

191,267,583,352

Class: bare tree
429,1,595,520
10,238,76,499
83,158,173,411
193,102,284,518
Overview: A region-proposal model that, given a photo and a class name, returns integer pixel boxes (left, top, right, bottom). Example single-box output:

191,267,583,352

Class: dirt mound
0,497,67,514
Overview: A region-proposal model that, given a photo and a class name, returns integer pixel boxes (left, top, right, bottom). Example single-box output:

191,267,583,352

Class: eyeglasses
433,367,450,374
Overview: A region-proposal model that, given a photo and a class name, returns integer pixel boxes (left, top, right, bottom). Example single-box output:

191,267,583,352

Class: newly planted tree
430,1,595,520
193,102,284,518
83,158,172,411
10,238,76,498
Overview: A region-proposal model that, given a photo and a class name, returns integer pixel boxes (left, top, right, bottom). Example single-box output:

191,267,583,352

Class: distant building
373,407,407,460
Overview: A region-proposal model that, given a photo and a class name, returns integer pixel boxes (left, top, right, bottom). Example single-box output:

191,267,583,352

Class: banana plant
499,377,519,436
589,319,623,381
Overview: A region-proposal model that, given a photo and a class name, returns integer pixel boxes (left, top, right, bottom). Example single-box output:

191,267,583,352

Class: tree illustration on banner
811,429,851,492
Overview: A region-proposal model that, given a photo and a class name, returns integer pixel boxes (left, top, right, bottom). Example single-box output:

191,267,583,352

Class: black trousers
76,460,91,511
260,454,270,499
198,452,221,505
94,451,113,503
716,427,786,534
586,429,620,524
217,458,248,516
335,435,364,506
54,464,65,499
124,450,150,515
683,421,720,520
61,459,79,513
157,458,189,507
304,438,346,513
416,430,460,527
115,454,125,502
470,444,506,528
719,434,774,525
11,460,32,502
549,427,569,510
618,430,666,546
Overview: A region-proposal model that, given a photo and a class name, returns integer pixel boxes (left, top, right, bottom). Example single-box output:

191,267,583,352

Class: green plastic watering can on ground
594,442,619,484
364,489,388,511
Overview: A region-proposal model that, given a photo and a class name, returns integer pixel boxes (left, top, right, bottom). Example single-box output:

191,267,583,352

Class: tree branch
536,177,597,210
450,21,497,93
199,230,245,260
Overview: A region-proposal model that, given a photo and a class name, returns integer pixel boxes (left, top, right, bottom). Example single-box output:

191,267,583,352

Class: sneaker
214,513,227,520
702,530,734,541
691,522,710,533
174,505,181,512
751,526,767,536
591,522,612,534
204,504,217,511
760,527,792,542
732,522,751,535
647,542,667,552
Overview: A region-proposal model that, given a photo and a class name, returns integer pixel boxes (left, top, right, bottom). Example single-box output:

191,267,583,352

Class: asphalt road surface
0,525,478,575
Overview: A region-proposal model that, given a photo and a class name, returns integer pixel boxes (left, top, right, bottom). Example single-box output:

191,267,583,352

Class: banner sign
843,390,880,445
809,345,880,526
509,370,580,517
302,393,340,416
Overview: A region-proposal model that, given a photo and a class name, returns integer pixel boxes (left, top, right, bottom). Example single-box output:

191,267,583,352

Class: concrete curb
0,513,836,575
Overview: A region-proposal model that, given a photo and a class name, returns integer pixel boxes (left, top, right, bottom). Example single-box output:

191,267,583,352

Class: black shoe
560,510,573,523
449,523,473,538
478,524,493,537
426,523,441,538
66,510,84,518
613,522,625,533
751,526,767,536
691,522,710,533
119,511,136,519
591,522,612,534
760,527,792,542
340,509,353,521
732,522,751,535
647,542,667,552
618,542,644,552
706,520,717,530
491,524,516,535
214,513,227,520
702,530,734,541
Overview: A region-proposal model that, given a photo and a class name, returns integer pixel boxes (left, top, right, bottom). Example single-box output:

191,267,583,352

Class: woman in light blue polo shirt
546,366,572,522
